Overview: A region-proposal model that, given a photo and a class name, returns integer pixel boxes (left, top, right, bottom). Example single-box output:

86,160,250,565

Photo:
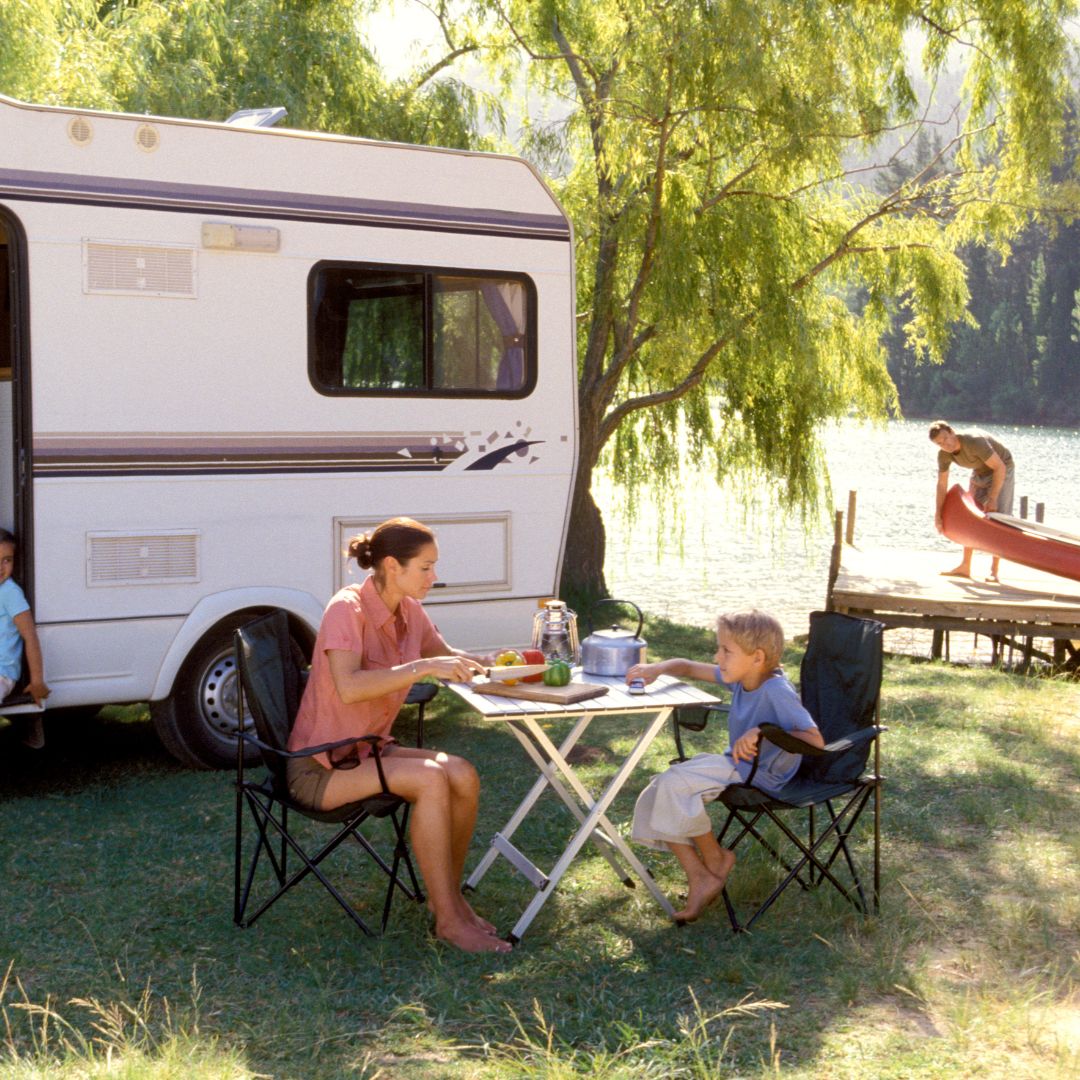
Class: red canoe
940,484,1080,583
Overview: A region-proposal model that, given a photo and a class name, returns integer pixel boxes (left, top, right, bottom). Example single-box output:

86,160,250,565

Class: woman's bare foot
460,898,498,936
941,565,971,578
435,917,512,953
430,897,498,937
674,849,735,923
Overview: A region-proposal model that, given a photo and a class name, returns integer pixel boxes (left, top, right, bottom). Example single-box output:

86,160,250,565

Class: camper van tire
152,612,307,769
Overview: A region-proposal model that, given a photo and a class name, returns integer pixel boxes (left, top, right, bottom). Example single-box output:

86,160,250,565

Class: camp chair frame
672,612,885,933
232,610,423,937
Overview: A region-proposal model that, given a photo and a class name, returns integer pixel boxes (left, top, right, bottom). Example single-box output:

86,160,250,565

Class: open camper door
0,94,578,767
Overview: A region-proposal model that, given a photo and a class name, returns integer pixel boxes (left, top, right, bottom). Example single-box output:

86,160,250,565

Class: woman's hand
419,655,486,683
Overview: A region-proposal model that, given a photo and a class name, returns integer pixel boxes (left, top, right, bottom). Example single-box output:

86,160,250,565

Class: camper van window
310,264,534,397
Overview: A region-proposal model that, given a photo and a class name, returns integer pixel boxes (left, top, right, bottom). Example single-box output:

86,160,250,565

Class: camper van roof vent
67,116,93,146
134,123,160,152
225,107,287,128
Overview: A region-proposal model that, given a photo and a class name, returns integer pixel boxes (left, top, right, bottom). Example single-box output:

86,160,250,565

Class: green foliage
478,0,1077,591
885,93,1080,426
0,0,492,149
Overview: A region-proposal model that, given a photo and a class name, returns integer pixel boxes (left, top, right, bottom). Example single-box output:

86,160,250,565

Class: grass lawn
1,615,1078,1078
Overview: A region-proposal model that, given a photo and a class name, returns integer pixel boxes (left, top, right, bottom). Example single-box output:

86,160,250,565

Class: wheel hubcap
198,649,243,737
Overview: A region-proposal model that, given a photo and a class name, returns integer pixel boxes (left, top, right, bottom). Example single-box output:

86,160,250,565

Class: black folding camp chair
232,609,423,936
671,611,885,932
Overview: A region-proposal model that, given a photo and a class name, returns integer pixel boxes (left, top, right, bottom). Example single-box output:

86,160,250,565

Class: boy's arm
12,610,50,704
788,727,824,750
625,657,719,685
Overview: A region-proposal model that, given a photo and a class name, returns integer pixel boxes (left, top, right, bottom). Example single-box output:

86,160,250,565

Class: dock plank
832,546,1080,630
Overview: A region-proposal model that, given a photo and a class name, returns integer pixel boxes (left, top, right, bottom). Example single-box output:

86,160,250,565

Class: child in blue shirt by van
0,529,50,747
627,609,823,923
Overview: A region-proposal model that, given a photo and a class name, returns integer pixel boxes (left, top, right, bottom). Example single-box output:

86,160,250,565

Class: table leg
508,709,677,942
509,719,634,885
465,713,595,891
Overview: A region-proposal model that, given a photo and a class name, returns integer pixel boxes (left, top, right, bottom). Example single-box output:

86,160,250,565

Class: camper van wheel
152,616,259,769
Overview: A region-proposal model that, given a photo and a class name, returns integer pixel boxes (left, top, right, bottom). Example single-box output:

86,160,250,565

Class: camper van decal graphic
465,439,543,470
32,434,470,476
0,167,571,242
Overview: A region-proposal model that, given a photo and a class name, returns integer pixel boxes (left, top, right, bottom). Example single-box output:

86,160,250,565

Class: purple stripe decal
0,167,571,240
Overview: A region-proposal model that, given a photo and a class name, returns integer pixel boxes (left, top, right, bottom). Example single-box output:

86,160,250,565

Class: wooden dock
828,545,1080,670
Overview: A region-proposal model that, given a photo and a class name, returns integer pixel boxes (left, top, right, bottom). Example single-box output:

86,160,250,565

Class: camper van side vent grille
87,531,200,587
83,240,197,298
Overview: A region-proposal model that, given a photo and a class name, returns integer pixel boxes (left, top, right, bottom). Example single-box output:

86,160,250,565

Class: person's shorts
971,467,1015,516
0,674,15,700
286,754,333,810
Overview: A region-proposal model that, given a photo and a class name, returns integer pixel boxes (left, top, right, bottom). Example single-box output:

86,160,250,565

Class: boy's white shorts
631,753,743,850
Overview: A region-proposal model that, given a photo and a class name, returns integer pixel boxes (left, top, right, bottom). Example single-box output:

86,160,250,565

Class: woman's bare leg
322,755,509,952
379,748,496,933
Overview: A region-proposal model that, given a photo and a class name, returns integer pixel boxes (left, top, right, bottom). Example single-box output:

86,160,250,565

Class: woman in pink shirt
287,517,509,953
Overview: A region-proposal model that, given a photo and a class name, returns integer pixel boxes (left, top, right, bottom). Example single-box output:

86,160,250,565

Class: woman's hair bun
348,533,375,569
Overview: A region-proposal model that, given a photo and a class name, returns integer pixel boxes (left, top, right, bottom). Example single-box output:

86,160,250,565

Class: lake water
595,418,1080,647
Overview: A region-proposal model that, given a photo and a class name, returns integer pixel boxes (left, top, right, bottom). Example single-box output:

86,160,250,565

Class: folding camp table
448,672,722,943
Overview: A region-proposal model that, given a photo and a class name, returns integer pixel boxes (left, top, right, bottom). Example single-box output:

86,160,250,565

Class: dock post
845,490,857,546
1020,496,1028,519
826,510,843,611
1036,502,1045,523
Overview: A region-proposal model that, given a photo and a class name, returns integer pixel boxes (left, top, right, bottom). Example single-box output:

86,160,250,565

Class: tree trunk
560,455,609,605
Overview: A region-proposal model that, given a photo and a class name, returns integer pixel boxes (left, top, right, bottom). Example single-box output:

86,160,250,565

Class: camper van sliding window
310,264,533,397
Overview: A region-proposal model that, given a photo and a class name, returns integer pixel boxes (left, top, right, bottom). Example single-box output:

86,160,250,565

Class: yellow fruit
494,649,524,684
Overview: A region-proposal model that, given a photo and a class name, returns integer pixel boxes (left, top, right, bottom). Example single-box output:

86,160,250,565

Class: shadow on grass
0,705,184,801
2,652,1078,1077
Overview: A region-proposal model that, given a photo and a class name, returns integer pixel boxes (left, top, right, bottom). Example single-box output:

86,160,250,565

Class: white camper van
0,94,578,767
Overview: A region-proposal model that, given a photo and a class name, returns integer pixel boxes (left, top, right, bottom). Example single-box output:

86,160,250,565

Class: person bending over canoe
287,516,510,954
929,420,1016,582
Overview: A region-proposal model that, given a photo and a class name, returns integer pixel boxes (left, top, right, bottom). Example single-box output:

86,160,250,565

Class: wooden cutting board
470,680,610,705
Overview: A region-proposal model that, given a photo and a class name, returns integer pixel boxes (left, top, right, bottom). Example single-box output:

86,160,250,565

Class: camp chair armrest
675,702,730,732
757,722,828,756
239,731,375,759
819,725,886,755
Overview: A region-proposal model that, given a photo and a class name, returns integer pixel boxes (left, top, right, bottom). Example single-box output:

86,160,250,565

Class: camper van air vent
134,123,161,152
83,240,197,298
87,531,200,587
67,116,93,146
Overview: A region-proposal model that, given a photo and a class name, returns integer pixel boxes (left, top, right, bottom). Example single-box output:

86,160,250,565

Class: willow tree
477,0,1076,597
0,0,491,147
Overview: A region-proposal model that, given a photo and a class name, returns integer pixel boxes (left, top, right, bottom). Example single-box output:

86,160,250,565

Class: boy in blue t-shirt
0,529,50,747
628,609,823,923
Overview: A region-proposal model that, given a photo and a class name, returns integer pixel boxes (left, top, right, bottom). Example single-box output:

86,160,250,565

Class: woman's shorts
286,754,333,810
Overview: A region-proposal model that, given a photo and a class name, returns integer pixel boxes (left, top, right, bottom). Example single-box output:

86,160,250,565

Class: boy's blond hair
715,609,785,670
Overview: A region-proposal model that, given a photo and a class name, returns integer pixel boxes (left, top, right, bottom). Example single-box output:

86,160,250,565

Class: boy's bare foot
674,850,735,923
435,918,512,953
941,565,971,578
701,846,735,886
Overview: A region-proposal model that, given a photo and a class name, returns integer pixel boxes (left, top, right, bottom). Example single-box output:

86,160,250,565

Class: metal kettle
580,599,647,676
530,599,580,665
